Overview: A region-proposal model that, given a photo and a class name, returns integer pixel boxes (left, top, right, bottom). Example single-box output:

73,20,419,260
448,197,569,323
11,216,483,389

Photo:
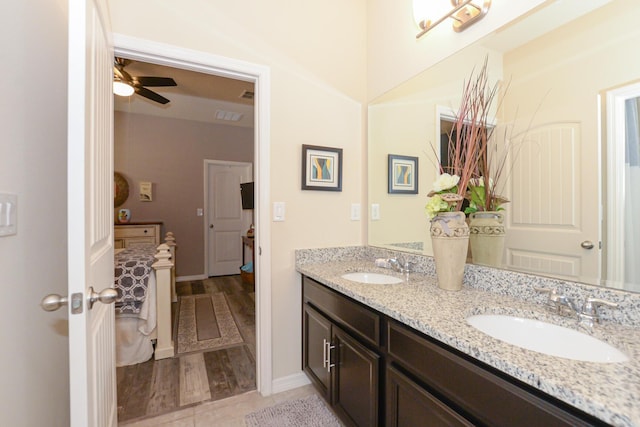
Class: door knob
581,240,595,249
41,294,68,312
42,287,118,312
88,286,118,309
209,224,214,229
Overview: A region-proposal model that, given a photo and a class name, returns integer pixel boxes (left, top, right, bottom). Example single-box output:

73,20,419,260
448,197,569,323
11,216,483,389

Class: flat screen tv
240,182,254,209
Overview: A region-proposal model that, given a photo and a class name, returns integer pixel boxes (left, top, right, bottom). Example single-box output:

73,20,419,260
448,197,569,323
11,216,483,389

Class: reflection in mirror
368,0,640,292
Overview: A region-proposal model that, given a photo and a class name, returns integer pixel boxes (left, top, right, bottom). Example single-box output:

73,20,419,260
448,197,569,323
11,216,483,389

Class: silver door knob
581,240,595,249
88,286,118,309
41,294,68,312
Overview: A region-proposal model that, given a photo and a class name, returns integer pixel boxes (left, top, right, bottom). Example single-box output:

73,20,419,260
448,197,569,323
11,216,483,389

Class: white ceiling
113,59,255,128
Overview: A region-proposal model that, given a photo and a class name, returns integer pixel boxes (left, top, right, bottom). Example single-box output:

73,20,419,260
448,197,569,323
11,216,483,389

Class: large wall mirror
368,0,640,292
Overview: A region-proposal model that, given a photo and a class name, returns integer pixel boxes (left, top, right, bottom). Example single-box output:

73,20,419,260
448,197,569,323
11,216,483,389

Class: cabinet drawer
303,276,380,347
387,320,599,427
115,226,157,238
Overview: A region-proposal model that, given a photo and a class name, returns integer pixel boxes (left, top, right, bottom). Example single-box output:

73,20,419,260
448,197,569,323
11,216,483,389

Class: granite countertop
296,257,640,427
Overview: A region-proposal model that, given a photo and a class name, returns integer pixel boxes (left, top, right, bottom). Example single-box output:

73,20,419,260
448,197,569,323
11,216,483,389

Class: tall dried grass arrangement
441,57,503,211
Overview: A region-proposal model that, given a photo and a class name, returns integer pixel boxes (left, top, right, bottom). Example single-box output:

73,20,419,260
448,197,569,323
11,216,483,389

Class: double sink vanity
296,246,640,426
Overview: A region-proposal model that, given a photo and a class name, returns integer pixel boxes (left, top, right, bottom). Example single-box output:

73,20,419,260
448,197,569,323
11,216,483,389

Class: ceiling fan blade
135,86,171,105
135,76,177,87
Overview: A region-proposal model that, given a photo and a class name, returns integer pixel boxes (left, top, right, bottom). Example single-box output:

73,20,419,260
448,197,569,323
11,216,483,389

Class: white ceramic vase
430,211,469,291
469,211,505,267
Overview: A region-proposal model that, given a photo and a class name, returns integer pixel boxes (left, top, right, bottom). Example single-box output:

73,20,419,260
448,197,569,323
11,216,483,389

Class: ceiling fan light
113,81,134,97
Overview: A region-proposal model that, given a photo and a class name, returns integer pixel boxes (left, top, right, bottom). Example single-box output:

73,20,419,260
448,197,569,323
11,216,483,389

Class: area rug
176,293,243,355
244,395,343,427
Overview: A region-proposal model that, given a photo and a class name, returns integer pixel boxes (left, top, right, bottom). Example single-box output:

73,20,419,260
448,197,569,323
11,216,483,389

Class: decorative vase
469,211,505,267
118,209,131,224
430,211,469,291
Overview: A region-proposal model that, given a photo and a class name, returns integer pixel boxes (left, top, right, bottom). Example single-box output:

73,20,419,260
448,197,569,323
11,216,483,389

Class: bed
114,233,176,367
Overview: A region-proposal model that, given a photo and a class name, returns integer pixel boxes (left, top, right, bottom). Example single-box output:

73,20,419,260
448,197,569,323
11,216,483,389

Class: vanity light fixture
413,0,491,39
113,79,134,97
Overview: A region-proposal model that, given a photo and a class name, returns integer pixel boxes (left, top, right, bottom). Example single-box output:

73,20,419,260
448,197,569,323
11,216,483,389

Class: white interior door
503,122,600,284
68,0,117,425
207,161,252,276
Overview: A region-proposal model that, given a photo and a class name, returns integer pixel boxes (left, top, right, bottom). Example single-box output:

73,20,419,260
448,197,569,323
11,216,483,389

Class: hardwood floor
117,275,256,424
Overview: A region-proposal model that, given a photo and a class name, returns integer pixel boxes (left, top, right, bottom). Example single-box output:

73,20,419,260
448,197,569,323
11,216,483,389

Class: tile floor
118,384,319,426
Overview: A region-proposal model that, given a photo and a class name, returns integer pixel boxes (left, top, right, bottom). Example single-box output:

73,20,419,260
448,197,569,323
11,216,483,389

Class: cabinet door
386,365,473,427
303,304,332,399
332,326,380,427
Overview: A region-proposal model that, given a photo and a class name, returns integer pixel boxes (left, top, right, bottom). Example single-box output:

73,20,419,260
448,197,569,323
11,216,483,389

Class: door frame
605,82,640,286
204,159,253,277
113,34,273,395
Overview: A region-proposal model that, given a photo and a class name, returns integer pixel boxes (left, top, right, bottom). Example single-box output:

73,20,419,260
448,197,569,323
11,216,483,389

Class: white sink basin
467,314,628,363
341,272,403,285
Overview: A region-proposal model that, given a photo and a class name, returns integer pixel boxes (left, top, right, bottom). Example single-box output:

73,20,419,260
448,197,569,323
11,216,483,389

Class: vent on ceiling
240,90,254,100
215,110,243,122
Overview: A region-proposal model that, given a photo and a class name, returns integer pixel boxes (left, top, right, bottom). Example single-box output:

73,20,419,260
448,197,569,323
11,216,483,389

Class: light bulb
113,81,134,97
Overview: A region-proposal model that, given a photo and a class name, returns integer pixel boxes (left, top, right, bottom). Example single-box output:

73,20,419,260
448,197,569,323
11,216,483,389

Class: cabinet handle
322,338,328,369
325,340,336,373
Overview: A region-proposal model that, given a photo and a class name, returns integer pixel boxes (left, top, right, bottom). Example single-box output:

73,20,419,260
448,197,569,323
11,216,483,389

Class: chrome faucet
535,287,618,326
577,297,619,327
388,256,412,274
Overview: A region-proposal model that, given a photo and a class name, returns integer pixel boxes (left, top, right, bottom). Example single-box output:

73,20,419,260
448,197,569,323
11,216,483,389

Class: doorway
205,160,253,276
114,34,273,407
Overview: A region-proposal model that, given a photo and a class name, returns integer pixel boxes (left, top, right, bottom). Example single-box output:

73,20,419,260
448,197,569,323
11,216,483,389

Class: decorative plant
465,177,510,214
425,173,464,219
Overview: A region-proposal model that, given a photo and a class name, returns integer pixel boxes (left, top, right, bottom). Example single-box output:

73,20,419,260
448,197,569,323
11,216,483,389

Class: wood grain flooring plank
179,352,212,406
203,349,233,400
226,346,256,392
117,358,155,421
146,356,180,416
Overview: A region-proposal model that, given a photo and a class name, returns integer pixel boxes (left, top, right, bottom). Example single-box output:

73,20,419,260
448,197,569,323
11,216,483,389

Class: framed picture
301,144,343,191
388,154,418,194
139,181,153,202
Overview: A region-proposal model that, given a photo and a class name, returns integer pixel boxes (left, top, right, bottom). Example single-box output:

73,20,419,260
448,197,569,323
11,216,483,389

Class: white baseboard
176,274,207,282
271,372,311,394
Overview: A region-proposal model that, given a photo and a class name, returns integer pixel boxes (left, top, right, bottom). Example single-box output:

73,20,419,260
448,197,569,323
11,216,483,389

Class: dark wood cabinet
302,275,606,427
303,303,332,399
303,277,380,427
386,365,473,427
332,326,379,427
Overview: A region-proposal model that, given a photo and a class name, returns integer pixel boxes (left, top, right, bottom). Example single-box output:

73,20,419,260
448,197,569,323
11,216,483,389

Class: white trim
271,372,311,394
203,159,252,277
113,34,273,396
605,82,640,286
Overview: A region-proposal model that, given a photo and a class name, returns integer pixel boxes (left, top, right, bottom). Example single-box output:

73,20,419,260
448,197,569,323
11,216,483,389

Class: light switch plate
0,193,17,236
273,202,286,221
351,203,361,221
371,203,381,221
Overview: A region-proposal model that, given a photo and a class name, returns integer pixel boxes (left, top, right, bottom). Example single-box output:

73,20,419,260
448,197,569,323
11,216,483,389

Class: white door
207,161,252,276
67,0,117,425
503,122,600,284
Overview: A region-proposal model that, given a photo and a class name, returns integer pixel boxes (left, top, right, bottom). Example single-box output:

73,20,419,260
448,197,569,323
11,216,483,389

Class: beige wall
110,0,367,380
1,1,70,425
114,111,254,277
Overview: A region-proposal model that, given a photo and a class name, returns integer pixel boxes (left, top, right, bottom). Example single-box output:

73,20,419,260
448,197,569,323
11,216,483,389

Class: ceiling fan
113,57,177,105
